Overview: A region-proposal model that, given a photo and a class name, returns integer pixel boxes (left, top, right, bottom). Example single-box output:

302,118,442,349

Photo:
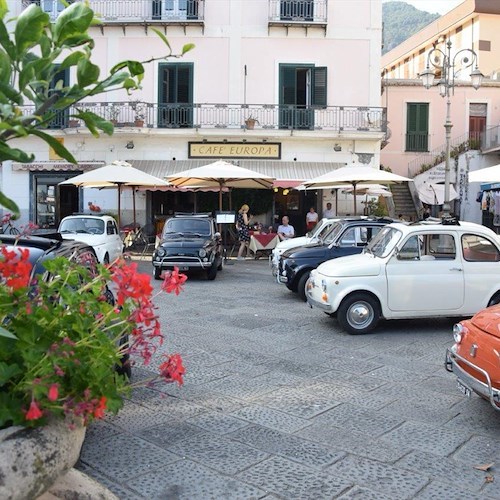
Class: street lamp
420,39,483,216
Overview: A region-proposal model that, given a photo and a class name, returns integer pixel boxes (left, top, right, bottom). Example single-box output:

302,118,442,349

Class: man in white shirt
277,216,295,241
323,202,335,218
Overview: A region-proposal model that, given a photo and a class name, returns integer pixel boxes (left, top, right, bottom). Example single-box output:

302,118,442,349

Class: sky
382,0,465,15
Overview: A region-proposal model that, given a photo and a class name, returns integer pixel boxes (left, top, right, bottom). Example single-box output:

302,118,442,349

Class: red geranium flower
48,384,59,402
25,400,43,421
162,267,187,295
159,353,185,385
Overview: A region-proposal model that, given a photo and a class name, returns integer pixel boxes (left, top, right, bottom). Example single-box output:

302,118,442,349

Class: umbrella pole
132,187,136,228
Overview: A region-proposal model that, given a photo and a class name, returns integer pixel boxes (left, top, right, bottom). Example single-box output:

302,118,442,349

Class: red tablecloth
249,234,280,255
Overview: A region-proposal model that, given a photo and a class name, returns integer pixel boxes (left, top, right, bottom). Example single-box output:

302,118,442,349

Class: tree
0,0,193,216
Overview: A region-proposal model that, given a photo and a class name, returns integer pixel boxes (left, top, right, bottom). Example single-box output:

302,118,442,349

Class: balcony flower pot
0,418,86,500
245,117,258,130
134,119,144,127
68,119,80,128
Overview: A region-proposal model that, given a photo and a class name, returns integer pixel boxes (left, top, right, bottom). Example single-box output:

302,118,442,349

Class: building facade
380,0,500,223
4,0,384,234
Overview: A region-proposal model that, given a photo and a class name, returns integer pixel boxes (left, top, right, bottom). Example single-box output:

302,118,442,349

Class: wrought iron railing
22,0,204,23
405,133,429,154
407,130,481,178
268,0,327,24
22,102,386,133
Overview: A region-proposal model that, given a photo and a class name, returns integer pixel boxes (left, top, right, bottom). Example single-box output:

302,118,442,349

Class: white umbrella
303,164,411,215
59,161,169,226
166,159,275,211
417,183,458,206
469,164,500,184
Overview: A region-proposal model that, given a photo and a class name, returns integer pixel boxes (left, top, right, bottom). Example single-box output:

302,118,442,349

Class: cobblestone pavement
76,258,500,499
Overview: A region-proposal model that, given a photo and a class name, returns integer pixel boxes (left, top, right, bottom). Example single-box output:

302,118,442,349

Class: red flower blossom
111,260,153,306
0,246,32,290
162,267,187,295
93,396,107,419
159,353,185,386
48,384,59,402
25,400,43,421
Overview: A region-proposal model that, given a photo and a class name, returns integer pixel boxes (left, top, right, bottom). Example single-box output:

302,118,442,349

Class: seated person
277,216,295,241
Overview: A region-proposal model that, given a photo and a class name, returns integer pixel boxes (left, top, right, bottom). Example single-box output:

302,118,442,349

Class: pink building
381,0,500,224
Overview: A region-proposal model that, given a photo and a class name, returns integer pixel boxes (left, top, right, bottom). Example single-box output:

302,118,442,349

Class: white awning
417,183,458,205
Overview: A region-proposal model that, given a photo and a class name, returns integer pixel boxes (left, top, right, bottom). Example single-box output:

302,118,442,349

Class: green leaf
53,3,93,46
0,191,20,217
127,60,144,77
77,111,113,136
0,14,15,59
0,142,34,163
76,57,99,88
0,0,7,19
30,129,77,164
14,4,49,55
182,43,195,55
151,28,171,51
88,71,129,95
0,49,9,84
0,82,21,104
0,361,22,385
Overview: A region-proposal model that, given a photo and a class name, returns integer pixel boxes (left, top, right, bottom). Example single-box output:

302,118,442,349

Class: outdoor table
248,233,280,259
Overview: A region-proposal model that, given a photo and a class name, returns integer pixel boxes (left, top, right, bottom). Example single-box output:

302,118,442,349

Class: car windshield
315,222,335,240
59,218,104,234
164,218,211,237
365,226,402,257
322,222,344,245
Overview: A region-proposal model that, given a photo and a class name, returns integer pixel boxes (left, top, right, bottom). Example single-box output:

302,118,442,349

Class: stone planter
0,419,86,500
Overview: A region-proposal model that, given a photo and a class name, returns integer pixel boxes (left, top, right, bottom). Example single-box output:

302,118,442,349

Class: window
152,0,199,20
279,64,327,130
158,63,193,128
462,234,500,261
280,0,314,21
406,103,429,152
48,66,69,129
107,221,118,235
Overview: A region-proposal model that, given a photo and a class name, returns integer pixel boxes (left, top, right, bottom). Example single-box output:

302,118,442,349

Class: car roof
61,214,115,221
388,219,498,236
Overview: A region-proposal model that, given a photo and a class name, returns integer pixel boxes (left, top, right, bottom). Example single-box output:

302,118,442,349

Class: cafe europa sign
189,142,281,159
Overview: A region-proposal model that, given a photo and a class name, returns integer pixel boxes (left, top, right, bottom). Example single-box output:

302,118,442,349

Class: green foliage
363,198,388,217
383,2,439,55
0,1,194,218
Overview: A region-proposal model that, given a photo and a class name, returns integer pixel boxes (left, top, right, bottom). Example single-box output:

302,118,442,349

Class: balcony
22,0,204,27
268,0,327,34
28,102,386,135
405,133,429,153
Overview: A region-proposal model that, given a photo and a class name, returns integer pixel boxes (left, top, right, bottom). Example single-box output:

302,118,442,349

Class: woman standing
236,204,251,260
306,207,318,231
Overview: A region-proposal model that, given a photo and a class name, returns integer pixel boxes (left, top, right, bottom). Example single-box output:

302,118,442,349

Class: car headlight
199,248,207,258
453,323,466,344
156,248,166,257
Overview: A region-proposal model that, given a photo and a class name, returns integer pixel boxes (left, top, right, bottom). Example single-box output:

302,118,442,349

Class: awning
12,161,104,172
417,183,459,205
129,160,345,184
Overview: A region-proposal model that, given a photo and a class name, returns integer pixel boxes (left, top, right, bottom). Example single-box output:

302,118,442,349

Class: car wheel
217,253,224,271
207,261,218,280
337,293,380,335
297,272,310,302
153,266,162,280
487,292,500,307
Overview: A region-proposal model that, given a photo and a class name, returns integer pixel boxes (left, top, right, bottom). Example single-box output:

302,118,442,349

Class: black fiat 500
278,217,394,301
152,213,224,281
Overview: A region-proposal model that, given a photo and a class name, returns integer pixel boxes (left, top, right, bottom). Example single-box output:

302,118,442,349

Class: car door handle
449,267,463,272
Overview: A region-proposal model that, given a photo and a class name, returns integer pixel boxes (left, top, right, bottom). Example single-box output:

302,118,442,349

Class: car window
427,233,456,259
367,227,402,258
398,235,422,260
462,234,500,262
164,218,211,236
322,222,343,244
338,227,357,247
106,221,117,235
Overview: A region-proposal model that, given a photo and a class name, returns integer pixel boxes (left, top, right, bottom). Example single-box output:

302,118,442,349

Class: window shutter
280,65,297,105
407,103,417,133
177,65,192,103
312,67,327,107
417,104,429,134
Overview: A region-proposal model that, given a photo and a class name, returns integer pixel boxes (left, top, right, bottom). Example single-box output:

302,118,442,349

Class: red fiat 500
446,304,500,410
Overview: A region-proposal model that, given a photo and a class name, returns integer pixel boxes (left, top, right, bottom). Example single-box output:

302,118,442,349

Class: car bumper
152,258,213,270
445,346,500,411
306,288,333,312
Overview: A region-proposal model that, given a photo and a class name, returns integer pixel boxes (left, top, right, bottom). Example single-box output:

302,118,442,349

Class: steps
390,183,418,221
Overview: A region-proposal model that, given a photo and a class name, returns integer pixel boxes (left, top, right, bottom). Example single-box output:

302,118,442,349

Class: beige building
381,0,500,223
4,0,385,234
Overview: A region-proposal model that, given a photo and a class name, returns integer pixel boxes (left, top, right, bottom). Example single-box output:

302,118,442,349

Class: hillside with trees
383,1,440,54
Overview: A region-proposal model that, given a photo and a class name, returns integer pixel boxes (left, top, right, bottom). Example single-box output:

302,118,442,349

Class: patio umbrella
166,160,275,211
302,164,411,215
59,160,169,227
469,164,500,184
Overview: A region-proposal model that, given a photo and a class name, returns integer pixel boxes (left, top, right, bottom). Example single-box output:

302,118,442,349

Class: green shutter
280,65,297,105
312,67,327,107
406,103,429,152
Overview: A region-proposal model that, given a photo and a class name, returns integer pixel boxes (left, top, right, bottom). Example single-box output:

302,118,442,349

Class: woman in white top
306,207,318,231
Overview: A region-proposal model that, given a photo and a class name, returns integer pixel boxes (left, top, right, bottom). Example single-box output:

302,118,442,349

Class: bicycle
1,215,20,235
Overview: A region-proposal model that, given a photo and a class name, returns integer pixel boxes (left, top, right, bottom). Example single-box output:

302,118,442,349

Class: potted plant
68,118,80,128
131,101,146,127
245,115,259,130
0,236,186,498
108,103,121,125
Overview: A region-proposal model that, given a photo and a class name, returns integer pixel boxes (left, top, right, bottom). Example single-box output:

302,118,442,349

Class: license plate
457,380,471,398
179,266,189,271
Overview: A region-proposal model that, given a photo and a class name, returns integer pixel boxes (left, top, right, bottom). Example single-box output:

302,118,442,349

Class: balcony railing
22,0,204,24
482,125,500,153
269,0,327,25
23,102,386,133
405,133,429,154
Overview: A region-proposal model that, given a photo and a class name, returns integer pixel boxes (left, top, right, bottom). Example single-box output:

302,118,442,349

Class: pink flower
25,400,43,421
48,384,59,402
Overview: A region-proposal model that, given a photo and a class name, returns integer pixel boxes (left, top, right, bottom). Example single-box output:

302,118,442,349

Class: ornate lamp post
420,39,483,216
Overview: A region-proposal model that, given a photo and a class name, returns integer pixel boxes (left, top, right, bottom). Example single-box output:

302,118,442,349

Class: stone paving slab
77,260,500,498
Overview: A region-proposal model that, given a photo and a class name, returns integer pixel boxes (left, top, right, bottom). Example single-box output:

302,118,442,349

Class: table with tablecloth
248,233,280,258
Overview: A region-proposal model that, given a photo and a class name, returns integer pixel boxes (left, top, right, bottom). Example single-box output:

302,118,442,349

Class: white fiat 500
270,217,338,275
306,218,500,334
59,214,123,264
